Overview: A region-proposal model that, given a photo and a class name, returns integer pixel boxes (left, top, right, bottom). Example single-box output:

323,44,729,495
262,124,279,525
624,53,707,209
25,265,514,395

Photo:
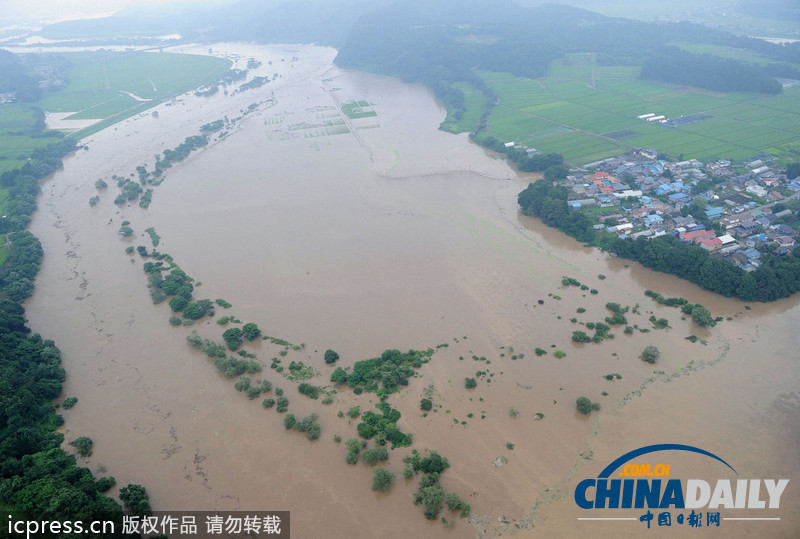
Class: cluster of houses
557,148,799,271
32,65,65,90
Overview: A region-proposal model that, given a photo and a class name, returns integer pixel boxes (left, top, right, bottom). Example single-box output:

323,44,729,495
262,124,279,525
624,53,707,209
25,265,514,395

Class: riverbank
24,42,799,537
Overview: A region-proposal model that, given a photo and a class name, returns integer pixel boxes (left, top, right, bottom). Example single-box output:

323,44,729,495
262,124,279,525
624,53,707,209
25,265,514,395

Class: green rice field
0,50,232,173
476,54,800,165
0,105,56,174
38,51,231,119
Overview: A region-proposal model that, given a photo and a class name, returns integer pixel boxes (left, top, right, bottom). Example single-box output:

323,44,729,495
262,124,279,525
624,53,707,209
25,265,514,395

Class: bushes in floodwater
641,345,660,364
187,333,261,377
71,436,93,457
276,395,289,413
297,382,322,399
362,447,389,466
372,468,395,492
242,322,261,341
284,413,320,440
223,327,243,350
182,299,213,320
169,296,188,312
576,397,593,414
572,331,591,343
330,348,432,394
356,402,411,448
62,397,78,409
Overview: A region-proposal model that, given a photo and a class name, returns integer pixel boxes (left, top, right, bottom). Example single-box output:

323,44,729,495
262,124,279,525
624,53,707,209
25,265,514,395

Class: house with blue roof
744,248,761,260
644,214,664,227
668,192,689,202
705,206,724,219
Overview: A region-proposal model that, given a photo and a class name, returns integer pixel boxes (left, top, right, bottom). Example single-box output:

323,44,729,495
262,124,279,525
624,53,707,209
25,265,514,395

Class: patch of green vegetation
356,401,412,448
286,360,318,382
440,82,489,134
649,315,670,330
330,348,433,396
372,468,394,492
641,345,661,364
476,63,800,165
297,382,323,399
341,100,377,119
576,396,598,415
71,436,93,457
145,227,160,247
36,51,232,138
62,397,78,409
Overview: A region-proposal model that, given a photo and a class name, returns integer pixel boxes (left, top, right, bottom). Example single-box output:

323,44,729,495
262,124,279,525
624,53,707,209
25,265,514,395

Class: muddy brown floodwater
24,43,800,538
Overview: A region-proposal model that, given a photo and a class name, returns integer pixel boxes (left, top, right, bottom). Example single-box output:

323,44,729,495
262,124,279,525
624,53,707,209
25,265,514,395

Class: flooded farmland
24,43,800,537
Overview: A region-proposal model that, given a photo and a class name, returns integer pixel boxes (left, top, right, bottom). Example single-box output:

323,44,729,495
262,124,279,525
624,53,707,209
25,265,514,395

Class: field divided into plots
0,105,56,174
39,51,231,119
475,54,800,165
0,51,232,173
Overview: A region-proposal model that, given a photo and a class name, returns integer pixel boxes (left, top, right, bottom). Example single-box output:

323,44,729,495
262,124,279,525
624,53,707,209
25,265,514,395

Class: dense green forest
0,123,141,529
518,181,800,302
471,134,564,172
0,49,42,102
0,140,77,234
0,300,128,532
641,48,783,94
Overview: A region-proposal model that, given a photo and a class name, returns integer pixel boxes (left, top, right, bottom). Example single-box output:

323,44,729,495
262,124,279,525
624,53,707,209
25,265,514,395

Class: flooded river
24,43,800,537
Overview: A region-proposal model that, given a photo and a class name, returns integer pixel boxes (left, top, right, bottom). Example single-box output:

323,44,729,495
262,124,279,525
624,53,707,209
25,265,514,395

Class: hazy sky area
0,0,234,25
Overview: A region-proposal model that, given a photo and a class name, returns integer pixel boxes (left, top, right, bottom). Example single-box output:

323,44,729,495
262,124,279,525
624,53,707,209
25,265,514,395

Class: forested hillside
0,50,42,102
334,0,799,118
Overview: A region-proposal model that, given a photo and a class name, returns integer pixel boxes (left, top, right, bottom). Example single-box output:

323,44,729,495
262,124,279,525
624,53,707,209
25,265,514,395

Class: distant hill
37,0,800,99
737,0,800,22
41,0,394,47
334,0,796,109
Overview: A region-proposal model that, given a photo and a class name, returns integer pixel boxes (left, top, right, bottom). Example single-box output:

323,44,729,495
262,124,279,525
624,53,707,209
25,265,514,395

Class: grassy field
440,82,490,133
0,105,56,174
0,51,232,173
476,55,800,165
38,51,231,118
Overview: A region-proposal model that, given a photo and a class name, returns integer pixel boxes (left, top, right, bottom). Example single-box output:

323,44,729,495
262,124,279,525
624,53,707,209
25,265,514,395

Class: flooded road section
25,43,800,537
